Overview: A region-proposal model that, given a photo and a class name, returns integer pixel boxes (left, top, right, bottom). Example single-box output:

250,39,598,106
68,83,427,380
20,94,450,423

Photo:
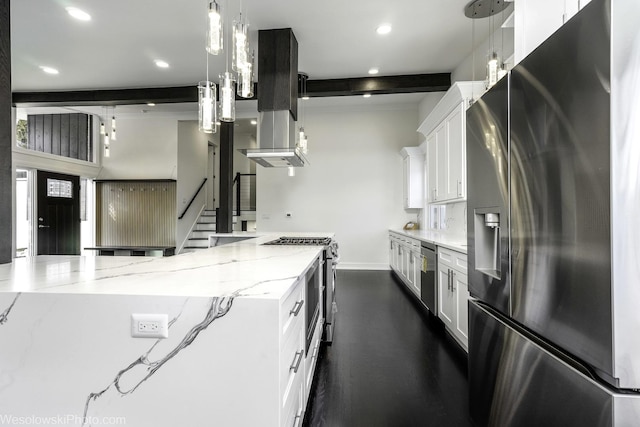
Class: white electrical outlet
131,313,169,339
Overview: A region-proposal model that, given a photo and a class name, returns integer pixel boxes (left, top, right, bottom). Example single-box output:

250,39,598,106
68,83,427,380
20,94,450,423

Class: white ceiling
9,0,488,92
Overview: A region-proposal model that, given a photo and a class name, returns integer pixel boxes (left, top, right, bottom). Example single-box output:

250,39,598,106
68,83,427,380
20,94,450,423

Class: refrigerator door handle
452,271,456,292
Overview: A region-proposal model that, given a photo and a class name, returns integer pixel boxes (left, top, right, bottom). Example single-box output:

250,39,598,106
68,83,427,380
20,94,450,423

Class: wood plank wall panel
60,114,70,157
0,0,11,263
51,114,61,155
96,181,176,247
26,113,91,161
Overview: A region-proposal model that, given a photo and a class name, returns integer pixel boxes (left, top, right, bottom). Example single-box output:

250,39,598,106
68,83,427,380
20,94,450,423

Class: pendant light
104,133,110,158
288,166,295,177
232,14,249,72
237,50,254,98
110,107,117,141
465,0,510,90
219,71,236,122
199,81,217,133
206,0,223,55
199,40,217,133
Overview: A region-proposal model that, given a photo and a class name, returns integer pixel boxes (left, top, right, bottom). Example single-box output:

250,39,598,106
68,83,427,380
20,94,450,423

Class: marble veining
0,293,20,325
82,274,299,425
0,233,329,298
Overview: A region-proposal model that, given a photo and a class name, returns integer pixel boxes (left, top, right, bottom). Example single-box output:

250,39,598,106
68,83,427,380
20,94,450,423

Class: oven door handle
290,300,305,316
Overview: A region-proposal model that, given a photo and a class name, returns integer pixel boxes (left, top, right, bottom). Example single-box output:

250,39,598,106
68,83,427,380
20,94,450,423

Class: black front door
37,170,81,255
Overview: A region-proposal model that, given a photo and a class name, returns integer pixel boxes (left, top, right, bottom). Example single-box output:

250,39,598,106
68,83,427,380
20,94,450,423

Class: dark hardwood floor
303,270,475,427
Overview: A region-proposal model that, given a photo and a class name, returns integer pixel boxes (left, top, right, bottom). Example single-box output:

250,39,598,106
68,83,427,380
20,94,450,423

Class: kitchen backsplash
424,201,467,241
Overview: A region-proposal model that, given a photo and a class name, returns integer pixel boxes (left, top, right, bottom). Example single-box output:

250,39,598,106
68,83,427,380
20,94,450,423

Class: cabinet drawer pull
290,300,304,316
452,271,456,292
290,350,304,373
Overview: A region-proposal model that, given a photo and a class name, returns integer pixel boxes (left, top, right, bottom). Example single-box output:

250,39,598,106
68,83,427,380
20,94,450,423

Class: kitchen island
0,233,330,427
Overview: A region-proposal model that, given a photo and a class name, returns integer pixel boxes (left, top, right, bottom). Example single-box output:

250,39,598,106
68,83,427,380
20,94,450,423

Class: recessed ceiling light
40,66,59,75
368,68,379,75
66,7,91,21
363,94,372,98
250,120,257,125
147,103,156,106
154,60,169,68
376,24,392,35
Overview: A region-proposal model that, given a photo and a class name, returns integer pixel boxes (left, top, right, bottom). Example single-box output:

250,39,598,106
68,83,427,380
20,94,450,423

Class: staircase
182,210,240,253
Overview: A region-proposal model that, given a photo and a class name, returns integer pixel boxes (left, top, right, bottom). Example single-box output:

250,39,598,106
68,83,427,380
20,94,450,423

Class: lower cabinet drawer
304,319,323,395
282,370,304,427
281,281,305,338
280,320,305,402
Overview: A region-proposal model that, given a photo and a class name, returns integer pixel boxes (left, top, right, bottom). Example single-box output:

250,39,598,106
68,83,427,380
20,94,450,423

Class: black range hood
239,28,306,168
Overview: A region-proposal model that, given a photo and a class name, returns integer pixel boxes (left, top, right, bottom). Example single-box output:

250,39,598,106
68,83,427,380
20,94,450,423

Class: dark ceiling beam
303,73,451,98
12,73,451,107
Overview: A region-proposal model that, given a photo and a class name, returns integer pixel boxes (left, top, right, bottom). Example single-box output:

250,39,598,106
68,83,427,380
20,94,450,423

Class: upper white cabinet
418,81,484,204
400,147,424,209
514,0,593,64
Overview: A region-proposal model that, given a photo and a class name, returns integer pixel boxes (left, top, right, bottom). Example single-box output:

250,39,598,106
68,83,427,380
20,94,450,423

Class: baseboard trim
337,263,390,271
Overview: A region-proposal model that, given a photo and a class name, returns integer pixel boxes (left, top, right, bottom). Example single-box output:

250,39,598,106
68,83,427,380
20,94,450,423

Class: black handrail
233,173,256,216
178,178,207,219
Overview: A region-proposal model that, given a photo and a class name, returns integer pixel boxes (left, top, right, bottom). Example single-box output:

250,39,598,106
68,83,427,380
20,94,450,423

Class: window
47,178,73,198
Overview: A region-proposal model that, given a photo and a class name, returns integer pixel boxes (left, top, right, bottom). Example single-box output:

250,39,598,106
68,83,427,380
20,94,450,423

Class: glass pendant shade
198,81,217,133
237,52,254,98
111,116,117,141
104,134,110,158
100,122,105,135
288,166,295,177
219,72,236,122
232,18,249,72
486,52,499,88
206,1,223,55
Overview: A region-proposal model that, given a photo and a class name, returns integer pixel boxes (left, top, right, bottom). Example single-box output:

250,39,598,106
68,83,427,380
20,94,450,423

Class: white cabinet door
402,156,410,208
453,271,470,351
446,104,465,201
426,133,438,203
435,123,448,203
438,264,454,330
401,148,424,209
389,238,396,271
406,249,421,296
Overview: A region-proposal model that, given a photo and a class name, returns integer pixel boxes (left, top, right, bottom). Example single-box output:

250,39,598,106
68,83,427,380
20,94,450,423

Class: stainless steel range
264,236,339,343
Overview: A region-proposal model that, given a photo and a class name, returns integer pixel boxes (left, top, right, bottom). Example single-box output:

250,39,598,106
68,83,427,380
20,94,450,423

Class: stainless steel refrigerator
466,0,640,425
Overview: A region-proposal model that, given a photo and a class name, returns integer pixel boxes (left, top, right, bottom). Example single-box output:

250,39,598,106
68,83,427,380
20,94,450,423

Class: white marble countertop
0,233,333,299
389,229,468,254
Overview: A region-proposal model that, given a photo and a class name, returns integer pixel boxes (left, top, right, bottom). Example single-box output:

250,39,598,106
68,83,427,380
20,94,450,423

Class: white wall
176,121,210,251
257,103,419,270
97,116,178,180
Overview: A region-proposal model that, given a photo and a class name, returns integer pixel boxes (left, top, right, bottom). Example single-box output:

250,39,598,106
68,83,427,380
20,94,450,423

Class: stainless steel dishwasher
420,242,437,315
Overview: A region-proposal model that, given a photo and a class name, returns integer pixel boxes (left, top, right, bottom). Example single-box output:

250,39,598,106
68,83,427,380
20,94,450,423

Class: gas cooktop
263,237,333,246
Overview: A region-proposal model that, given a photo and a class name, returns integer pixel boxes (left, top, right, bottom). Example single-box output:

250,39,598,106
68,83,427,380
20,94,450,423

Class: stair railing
178,178,207,220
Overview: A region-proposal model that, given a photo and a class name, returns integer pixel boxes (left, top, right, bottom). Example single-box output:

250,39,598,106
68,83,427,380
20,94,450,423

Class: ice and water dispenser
474,210,501,279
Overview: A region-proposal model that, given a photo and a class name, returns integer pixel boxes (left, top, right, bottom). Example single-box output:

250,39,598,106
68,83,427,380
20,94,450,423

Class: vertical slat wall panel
51,114,61,155
78,114,87,161
42,114,52,153
59,114,70,157
96,181,176,246
69,113,79,159
26,113,91,161
27,115,35,150
35,115,44,151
